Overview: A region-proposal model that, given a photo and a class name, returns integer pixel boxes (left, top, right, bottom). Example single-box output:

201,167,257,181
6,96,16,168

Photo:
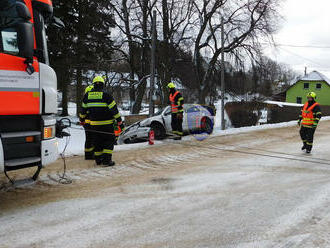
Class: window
187,106,200,113
304,83,309,89
316,83,322,90
1,29,19,55
296,97,302,104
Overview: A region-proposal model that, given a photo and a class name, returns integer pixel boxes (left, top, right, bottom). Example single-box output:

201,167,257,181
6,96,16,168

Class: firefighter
167,82,184,140
80,76,124,166
298,92,322,153
80,85,94,160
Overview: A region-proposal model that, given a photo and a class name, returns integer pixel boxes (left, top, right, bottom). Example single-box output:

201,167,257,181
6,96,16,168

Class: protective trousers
92,124,116,163
171,113,183,136
84,124,94,160
300,126,316,151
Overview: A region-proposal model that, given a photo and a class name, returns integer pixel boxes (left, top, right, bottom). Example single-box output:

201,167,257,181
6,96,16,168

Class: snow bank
264,100,303,107
57,116,330,157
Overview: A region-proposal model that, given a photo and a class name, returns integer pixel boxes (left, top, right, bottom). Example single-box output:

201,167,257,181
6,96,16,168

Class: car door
162,106,172,132
186,105,201,132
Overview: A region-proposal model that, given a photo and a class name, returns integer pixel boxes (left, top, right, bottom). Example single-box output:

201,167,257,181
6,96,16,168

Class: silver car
119,104,214,143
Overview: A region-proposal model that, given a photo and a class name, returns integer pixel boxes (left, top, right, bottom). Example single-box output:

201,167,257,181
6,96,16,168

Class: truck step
5,157,41,168
1,131,41,138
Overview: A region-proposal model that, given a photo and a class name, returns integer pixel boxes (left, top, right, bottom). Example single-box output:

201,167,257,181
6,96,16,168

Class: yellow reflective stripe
178,97,184,103
316,112,322,115
103,149,113,154
85,147,94,152
82,103,88,108
94,151,103,156
108,100,116,109
86,102,108,107
85,119,91,124
114,113,121,119
79,113,86,118
90,120,114,125
302,125,314,128
306,142,313,145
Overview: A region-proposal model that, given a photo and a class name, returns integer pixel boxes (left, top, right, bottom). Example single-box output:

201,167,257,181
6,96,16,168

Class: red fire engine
0,0,61,181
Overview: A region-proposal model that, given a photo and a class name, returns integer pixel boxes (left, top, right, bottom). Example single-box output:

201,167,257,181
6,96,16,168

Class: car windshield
153,108,165,116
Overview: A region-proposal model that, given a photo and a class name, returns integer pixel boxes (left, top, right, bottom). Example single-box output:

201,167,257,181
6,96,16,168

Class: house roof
290,70,330,86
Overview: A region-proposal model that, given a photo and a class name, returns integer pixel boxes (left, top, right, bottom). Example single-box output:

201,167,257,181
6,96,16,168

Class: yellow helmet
92,76,105,84
167,82,175,89
85,85,94,94
307,92,316,99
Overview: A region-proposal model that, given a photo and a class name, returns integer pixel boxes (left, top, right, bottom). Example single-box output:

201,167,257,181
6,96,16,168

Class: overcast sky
263,0,330,77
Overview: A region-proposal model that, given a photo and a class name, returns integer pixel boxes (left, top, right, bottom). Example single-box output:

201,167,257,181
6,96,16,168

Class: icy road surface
2,121,330,247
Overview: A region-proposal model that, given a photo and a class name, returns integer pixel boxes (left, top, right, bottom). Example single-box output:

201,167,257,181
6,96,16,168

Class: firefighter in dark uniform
80,85,94,160
298,92,322,153
167,82,184,140
80,76,124,166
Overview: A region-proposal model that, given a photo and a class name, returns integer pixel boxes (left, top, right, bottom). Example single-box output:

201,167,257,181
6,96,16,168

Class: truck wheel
201,117,213,134
151,122,166,140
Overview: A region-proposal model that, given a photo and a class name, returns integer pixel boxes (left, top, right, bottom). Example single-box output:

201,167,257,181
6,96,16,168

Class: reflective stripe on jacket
80,90,122,126
169,91,184,113
301,102,319,126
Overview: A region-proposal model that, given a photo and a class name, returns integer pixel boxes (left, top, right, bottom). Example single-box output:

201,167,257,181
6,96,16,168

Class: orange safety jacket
301,102,319,126
169,91,183,113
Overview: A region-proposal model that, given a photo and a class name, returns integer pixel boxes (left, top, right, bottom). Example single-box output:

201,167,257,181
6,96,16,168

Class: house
286,71,330,105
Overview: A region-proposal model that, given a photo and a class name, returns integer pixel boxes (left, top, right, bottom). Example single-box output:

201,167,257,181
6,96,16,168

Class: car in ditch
118,104,215,144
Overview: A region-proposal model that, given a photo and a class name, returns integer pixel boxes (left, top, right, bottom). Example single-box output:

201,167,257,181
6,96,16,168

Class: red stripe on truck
33,0,53,6
0,91,40,115
0,54,39,72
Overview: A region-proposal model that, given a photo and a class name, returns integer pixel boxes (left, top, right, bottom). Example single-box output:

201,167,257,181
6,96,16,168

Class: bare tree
191,0,282,103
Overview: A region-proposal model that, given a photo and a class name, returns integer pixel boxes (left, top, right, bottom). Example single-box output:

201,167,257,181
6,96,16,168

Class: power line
262,42,330,49
273,46,330,71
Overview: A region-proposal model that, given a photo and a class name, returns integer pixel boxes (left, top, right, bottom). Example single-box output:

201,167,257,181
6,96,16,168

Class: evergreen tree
48,0,115,116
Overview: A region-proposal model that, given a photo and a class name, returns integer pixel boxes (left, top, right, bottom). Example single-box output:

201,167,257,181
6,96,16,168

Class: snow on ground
264,100,304,107
3,121,330,247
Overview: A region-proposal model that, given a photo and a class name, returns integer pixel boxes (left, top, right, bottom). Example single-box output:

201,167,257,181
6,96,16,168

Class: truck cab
0,0,58,181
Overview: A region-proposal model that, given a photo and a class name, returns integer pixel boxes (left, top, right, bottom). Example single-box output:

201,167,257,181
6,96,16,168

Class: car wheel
201,117,213,134
151,122,166,140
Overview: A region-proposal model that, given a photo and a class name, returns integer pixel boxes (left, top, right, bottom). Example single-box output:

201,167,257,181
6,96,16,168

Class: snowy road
1,121,330,247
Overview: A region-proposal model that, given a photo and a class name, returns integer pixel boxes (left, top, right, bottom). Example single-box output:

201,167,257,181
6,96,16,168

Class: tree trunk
161,0,171,106
76,69,84,116
132,0,148,114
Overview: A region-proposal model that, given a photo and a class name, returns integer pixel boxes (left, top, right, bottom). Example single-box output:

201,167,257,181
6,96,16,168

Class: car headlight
43,125,56,140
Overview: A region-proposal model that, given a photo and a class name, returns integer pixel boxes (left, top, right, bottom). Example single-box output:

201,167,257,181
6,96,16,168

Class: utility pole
149,10,157,117
220,17,225,130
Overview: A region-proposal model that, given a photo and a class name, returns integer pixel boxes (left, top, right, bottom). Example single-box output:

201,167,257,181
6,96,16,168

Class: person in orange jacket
167,82,184,140
298,92,322,153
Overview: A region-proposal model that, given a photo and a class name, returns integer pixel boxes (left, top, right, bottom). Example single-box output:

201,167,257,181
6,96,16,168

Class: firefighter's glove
177,113,183,120
119,122,125,131
80,121,85,126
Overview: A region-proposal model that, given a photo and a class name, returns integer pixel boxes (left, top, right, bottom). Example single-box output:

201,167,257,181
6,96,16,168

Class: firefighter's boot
85,152,94,160
103,154,116,167
301,142,307,151
95,154,103,165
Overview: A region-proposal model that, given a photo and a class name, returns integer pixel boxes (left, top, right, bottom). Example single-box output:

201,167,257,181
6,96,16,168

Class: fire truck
0,0,63,182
